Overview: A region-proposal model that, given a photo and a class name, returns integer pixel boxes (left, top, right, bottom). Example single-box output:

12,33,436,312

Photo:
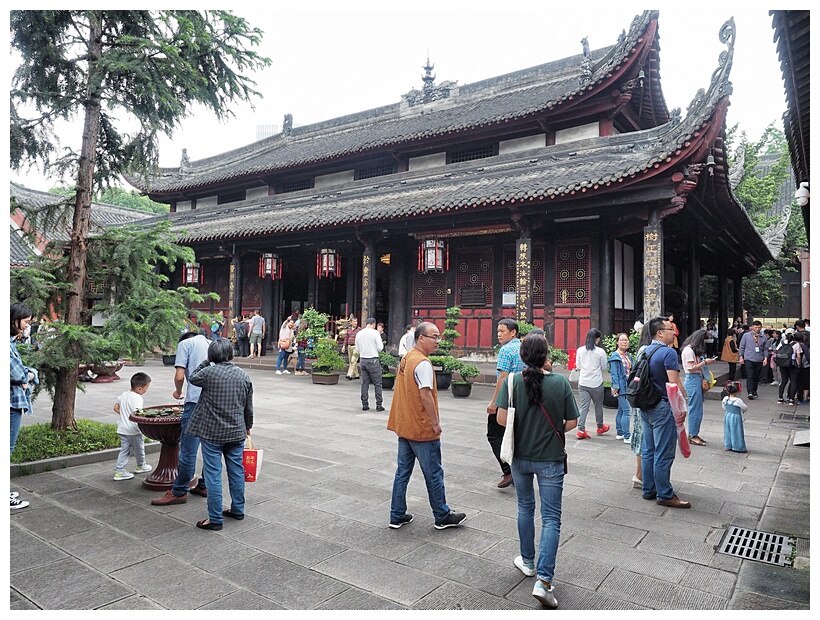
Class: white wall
197,196,218,209
246,186,270,201
499,134,546,155
408,152,447,171
315,170,354,189
176,200,192,212
554,121,599,145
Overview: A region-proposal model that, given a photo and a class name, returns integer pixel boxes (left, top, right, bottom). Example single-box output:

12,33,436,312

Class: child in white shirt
113,372,153,480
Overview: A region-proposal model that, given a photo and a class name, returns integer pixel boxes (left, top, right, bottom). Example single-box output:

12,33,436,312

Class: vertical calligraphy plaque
643,222,664,321
516,238,532,323
361,247,374,320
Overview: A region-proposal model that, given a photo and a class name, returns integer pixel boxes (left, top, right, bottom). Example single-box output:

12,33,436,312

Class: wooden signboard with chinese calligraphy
516,238,532,322
643,222,664,320
460,286,487,306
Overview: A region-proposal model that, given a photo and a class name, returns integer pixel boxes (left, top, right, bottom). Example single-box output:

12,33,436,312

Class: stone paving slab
10,360,809,610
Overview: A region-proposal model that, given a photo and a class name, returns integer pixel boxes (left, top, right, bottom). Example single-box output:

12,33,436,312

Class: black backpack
774,343,793,368
234,321,248,339
625,344,664,409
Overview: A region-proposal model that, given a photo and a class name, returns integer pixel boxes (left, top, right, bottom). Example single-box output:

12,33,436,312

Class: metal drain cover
779,412,810,421
717,527,795,566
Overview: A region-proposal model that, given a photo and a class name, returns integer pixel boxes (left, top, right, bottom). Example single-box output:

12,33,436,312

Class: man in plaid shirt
185,339,253,530
486,319,525,489
341,317,362,380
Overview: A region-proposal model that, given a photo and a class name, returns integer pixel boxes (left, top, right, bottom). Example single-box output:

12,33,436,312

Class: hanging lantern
418,239,449,273
259,253,282,279
316,248,341,278
183,262,203,285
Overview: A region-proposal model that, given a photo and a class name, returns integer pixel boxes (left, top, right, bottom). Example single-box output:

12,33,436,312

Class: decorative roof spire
422,56,436,92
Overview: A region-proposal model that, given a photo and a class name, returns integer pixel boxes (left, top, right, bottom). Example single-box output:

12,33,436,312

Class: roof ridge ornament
579,37,592,84
179,148,190,174
283,113,293,137
728,136,746,190
402,57,458,108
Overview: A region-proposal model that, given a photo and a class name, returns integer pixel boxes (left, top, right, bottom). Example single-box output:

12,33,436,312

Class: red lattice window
555,244,590,305
412,271,448,308
503,245,545,306
455,249,493,307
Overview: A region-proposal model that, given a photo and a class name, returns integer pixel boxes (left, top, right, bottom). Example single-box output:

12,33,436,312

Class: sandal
222,509,245,520
196,519,223,531
689,436,706,446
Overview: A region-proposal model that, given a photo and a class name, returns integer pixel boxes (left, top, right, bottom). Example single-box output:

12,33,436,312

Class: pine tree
10,10,270,429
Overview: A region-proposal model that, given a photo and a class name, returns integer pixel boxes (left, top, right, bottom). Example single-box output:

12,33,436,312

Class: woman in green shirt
496,332,579,608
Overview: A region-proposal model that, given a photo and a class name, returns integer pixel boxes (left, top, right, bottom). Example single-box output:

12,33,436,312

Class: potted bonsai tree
451,363,479,398
379,350,398,390
429,306,465,390
310,337,347,384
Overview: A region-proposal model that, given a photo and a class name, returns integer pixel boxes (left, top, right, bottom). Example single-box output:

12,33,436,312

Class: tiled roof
10,183,152,243
9,228,35,267
128,11,663,194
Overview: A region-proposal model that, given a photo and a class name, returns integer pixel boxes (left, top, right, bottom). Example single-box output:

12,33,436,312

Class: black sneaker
388,513,414,529
434,511,466,529
376,405,385,412
362,405,370,411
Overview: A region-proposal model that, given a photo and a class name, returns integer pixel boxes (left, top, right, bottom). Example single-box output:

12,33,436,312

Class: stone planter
162,354,177,366
312,372,340,385
451,381,472,398
91,362,124,383
129,406,184,491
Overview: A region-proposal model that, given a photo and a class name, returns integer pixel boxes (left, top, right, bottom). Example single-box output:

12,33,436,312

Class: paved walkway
10,360,810,610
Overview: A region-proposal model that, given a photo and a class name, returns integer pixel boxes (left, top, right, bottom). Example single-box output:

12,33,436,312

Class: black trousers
744,360,763,396
487,413,510,476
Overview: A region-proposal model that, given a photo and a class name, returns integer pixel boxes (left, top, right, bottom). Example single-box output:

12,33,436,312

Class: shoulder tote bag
500,373,516,464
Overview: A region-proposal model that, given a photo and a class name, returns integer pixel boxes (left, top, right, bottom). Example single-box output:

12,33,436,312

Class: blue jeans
615,394,631,439
684,372,704,437
511,459,565,584
640,400,678,501
390,437,451,523
296,346,306,371
276,349,291,371
200,439,246,525
10,408,23,455
172,402,206,497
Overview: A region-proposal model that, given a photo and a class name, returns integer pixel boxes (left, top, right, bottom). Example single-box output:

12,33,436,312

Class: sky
7,2,790,192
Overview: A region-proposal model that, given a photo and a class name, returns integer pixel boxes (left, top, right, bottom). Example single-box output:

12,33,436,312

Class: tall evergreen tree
10,11,270,429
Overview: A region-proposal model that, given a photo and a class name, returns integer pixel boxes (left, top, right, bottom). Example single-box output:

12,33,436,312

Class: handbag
499,373,516,464
278,336,292,350
242,436,264,482
537,402,568,474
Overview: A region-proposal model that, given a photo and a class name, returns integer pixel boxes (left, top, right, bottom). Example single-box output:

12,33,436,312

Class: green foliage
300,307,332,342
10,10,271,183
49,186,169,214
12,222,217,399
600,332,640,356
741,261,788,315
437,306,462,356
458,363,480,381
11,419,124,463
517,321,537,337
379,350,398,374
311,338,346,374
549,346,569,366
429,355,463,374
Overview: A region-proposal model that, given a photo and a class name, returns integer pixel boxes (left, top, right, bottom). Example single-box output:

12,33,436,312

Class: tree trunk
51,13,103,430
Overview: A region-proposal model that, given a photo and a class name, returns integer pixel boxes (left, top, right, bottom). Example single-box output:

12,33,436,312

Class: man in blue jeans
151,331,210,506
641,317,691,509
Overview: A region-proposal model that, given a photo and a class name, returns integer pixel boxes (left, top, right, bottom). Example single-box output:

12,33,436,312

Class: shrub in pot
379,350,398,390
311,337,346,384
452,363,479,398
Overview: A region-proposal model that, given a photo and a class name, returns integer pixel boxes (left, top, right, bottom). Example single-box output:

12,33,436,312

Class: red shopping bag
242,437,264,482
666,383,691,458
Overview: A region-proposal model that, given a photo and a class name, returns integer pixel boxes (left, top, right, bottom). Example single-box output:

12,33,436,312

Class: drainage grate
779,412,810,421
717,527,795,566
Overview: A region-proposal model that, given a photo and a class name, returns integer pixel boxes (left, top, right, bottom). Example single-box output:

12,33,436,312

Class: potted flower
311,337,347,384
379,350,398,390
452,363,479,398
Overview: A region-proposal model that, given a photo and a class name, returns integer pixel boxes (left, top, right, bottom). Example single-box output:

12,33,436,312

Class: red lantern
183,262,203,285
259,253,282,279
419,239,448,273
316,248,341,278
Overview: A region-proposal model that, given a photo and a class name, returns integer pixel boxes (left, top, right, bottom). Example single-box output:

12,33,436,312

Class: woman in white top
680,329,716,446
575,328,608,439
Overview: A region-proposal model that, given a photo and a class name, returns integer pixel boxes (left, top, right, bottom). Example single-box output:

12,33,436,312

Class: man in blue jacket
738,320,768,400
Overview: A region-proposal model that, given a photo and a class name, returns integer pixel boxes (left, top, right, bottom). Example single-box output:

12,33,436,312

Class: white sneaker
615,434,624,439
624,437,632,444
134,464,153,474
11,496,29,510
283,370,290,374
113,471,134,481
10,491,19,499
532,580,558,608
275,370,282,375
514,555,536,577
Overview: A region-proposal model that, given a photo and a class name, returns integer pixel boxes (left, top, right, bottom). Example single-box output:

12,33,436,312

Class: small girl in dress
722,381,748,453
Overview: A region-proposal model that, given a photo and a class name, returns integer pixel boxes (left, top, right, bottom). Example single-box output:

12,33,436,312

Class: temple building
126,11,772,354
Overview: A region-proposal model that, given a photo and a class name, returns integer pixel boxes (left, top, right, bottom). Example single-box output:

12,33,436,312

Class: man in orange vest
387,321,466,530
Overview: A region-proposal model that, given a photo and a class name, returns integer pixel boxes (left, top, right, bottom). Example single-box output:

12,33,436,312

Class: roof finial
422,54,436,91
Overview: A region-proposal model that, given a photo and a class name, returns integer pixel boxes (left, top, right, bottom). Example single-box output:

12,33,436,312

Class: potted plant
452,363,479,398
428,355,462,391
311,337,347,384
379,350,398,390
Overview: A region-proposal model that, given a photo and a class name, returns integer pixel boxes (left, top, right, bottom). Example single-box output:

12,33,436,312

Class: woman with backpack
776,332,800,405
